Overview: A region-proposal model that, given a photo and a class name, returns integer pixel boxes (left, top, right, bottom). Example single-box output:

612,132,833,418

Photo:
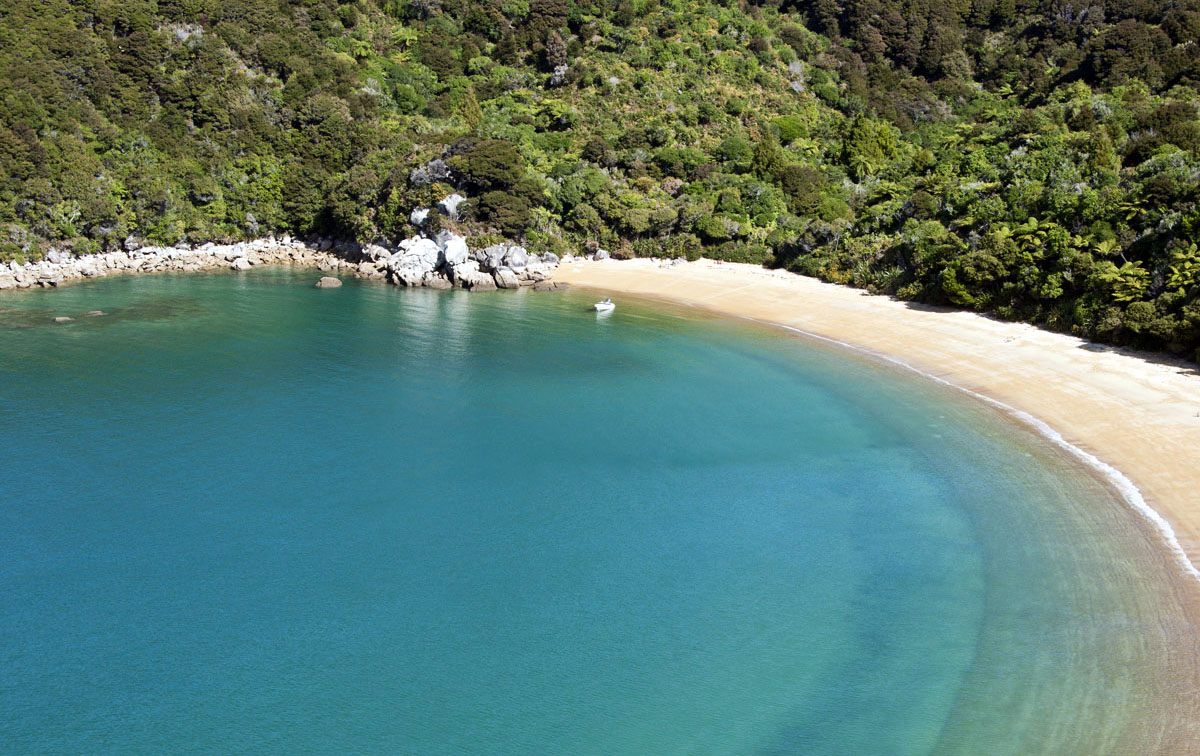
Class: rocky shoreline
0,232,572,293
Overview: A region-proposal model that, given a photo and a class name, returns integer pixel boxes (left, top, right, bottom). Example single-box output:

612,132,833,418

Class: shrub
477,191,532,235
772,115,806,144
449,140,523,191
778,165,826,216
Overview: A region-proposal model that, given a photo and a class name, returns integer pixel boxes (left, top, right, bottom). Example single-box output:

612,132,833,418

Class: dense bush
2,0,1200,358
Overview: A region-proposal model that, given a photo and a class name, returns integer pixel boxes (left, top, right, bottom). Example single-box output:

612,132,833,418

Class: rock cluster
0,237,354,291
373,233,560,291
0,228,564,294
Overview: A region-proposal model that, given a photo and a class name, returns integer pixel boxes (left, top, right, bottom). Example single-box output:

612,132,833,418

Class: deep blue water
1,269,1197,754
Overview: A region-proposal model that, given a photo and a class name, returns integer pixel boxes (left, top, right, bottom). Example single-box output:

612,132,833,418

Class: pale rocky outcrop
474,244,507,272
493,267,521,289
314,276,343,288
439,235,470,267
437,194,466,220
0,232,562,294
502,246,529,270
451,260,497,290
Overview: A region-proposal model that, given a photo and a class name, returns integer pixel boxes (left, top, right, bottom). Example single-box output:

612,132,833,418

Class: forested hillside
2,0,1200,357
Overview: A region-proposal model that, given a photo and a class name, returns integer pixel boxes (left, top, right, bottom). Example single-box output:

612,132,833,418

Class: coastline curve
554,258,1200,588
763,318,1200,584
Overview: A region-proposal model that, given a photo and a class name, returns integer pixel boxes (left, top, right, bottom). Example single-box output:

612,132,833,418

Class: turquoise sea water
1,269,1198,754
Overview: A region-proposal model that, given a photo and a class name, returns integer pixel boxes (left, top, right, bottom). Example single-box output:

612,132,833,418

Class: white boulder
438,194,467,220
493,267,521,289
437,233,469,267
502,246,529,269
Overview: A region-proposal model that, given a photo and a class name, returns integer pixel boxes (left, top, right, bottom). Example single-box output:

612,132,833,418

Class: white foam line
740,315,1200,584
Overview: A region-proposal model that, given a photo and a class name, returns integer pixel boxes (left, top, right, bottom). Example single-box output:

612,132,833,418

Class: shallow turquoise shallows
1,269,1198,755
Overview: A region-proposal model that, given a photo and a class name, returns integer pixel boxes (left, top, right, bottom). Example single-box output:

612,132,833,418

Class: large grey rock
437,194,466,220
438,233,470,267
45,249,73,265
404,238,441,267
450,259,479,285
593,248,610,261
409,159,451,186
0,273,15,289
74,258,101,277
230,257,252,271
410,207,430,226
363,244,390,261
540,252,559,265
493,267,521,289
518,263,551,283
451,260,496,290
474,244,507,272
422,270,453,289
391,263,427,287
502,246,529,269
314,276,342,288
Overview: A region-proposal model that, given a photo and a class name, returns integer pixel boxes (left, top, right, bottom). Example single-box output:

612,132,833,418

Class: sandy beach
556,258,1200,580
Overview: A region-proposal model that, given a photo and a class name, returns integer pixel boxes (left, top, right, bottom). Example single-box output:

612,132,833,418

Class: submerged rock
314,276,342,288
532,281,569,291
54,316,73,323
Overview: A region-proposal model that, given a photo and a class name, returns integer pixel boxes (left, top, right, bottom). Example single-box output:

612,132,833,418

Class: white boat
594,298,615,312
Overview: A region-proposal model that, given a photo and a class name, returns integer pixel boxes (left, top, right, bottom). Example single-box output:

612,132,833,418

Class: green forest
2,0,1200,357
